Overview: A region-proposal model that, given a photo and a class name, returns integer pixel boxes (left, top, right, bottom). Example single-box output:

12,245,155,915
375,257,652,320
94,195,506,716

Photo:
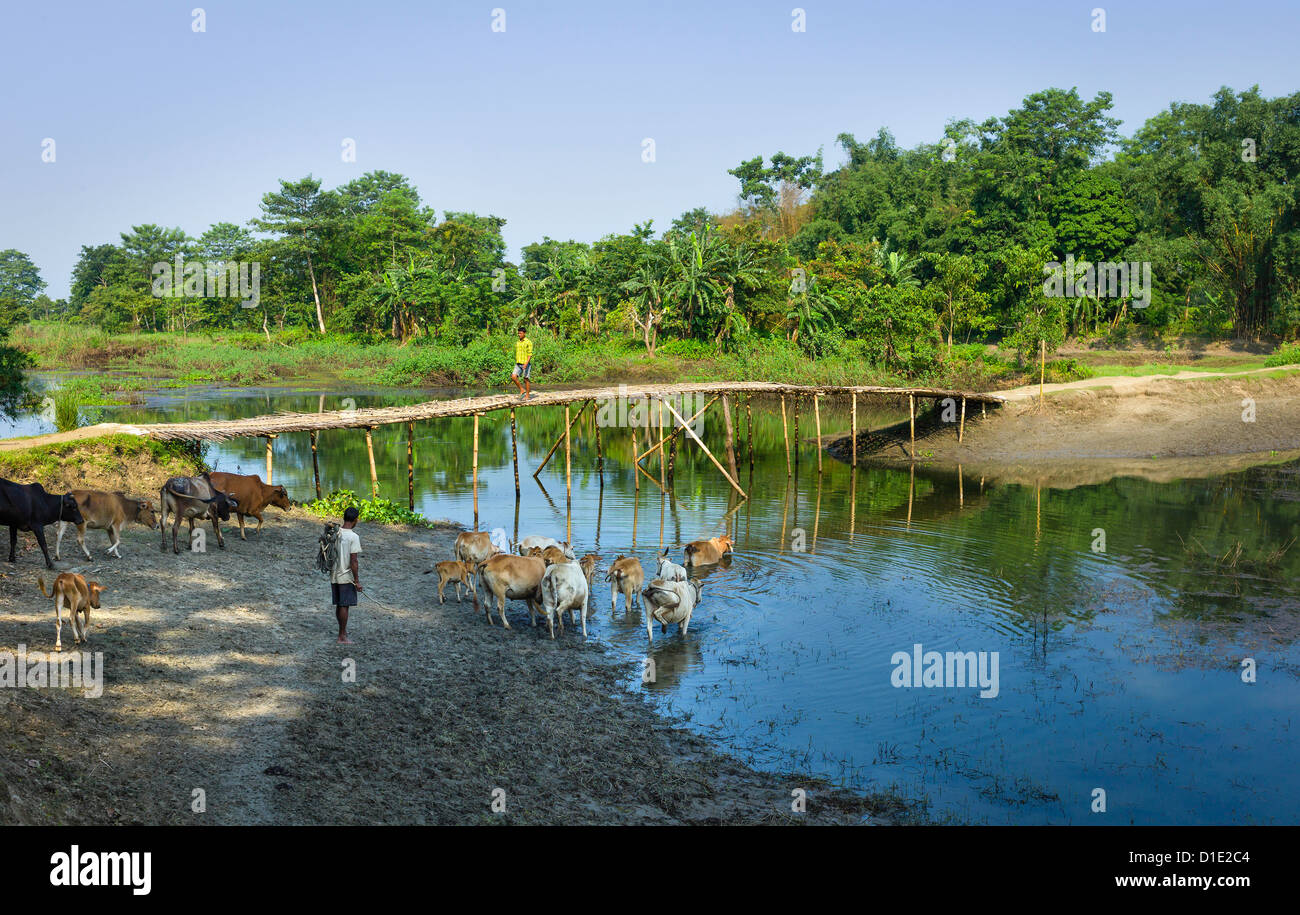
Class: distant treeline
4,85,1299,380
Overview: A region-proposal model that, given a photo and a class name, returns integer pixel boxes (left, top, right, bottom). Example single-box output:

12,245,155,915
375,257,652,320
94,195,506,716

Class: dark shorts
513,362,531,380
332,583,358,607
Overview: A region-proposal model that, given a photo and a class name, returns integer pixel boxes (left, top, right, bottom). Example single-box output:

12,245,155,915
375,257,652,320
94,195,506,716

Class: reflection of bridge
120,382,1005,525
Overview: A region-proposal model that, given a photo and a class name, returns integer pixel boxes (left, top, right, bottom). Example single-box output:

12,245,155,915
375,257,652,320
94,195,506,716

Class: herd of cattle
2,469,734,648
0,471,289,650
438,530,734,641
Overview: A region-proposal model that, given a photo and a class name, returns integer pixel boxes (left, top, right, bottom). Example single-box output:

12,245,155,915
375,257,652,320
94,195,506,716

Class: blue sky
2,0,1297,298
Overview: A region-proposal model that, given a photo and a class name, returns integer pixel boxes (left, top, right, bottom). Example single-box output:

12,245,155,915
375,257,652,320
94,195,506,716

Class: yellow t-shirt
515,337,533,365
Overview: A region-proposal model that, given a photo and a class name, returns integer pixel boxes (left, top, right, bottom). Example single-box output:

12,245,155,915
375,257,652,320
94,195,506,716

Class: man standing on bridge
331,506,363,644
510,326,533,401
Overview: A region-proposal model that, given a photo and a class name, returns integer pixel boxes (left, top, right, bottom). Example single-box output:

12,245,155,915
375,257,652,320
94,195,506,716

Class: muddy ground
0,513,903,825
828,371,1300,487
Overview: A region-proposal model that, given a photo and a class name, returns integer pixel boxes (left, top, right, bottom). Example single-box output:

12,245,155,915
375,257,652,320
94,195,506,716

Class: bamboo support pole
509,408,520,499
662,398,746,499
533,400,587,477
793,397,800,468
594,403,603,477
310,431,321,500
908,394,916,461
813,394,823,473
634,394,719,464
851,392,858,467
667,432,677,485
721,394,738,484
632,423,640,493
746,398,754,474
264,434,276,484
472,414,480,529
1039,340,1046,406
364,427,378,498
781,395,791,477
958,396,966,444
564,405,572,505
406,421,415,510
657,397,666,487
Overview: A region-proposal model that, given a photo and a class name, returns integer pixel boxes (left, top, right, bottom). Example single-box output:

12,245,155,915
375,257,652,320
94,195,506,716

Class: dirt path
0,514,899,825
829,371,1300,487
993,363,1300,401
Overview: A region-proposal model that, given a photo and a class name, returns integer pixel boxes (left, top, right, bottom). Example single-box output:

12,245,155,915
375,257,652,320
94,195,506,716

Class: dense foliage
17,85,1300,384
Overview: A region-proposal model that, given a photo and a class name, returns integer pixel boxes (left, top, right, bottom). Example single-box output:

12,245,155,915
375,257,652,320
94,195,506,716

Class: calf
159,474,238,554
578,552,600,589
206,472,291,540
38,572,106,652
655,548,688,583
529,544,572,566
455,530,499,566
605,555,645,611
642,579,703,641
434,560,476,604
684,535,734,567
56,490,158,560
538,561,590,638
0,478,83,569
474,554,546,629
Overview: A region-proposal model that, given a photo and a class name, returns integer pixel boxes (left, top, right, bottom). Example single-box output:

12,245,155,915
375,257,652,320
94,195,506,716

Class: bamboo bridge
116,381,1005,522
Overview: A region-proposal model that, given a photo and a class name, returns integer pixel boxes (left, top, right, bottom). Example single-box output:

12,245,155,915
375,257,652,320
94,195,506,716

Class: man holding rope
331,506,363,643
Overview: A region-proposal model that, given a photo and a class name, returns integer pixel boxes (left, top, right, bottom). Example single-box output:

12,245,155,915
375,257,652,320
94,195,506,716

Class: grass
0,434,207,492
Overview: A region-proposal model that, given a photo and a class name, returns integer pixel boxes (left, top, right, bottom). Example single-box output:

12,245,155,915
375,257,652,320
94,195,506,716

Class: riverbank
830,368,1300,487
0,438,905,825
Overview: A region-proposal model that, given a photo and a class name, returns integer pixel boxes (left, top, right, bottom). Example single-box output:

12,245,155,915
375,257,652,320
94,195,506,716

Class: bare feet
337,636,353,644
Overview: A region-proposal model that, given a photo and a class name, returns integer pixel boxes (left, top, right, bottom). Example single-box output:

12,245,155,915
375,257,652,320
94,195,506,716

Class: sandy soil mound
828,372,1300,487
0,513,899,825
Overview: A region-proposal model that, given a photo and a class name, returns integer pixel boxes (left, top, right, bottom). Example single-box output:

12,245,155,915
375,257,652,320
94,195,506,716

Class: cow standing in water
0,478,83,569
159,474,238,553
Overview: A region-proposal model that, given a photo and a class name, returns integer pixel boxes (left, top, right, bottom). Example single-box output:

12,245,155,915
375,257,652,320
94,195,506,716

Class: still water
8,374,1300,824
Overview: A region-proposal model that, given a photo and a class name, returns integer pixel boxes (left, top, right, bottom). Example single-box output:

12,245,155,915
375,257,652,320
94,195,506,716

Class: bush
302,489,434,527
1264,342,1300,367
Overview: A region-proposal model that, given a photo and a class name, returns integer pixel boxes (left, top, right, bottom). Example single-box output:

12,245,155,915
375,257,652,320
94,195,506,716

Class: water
7,373,1300,824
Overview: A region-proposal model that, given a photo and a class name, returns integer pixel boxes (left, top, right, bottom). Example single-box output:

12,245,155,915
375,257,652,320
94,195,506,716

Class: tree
0,250,47,331
926,253,989,349
252,176,339,333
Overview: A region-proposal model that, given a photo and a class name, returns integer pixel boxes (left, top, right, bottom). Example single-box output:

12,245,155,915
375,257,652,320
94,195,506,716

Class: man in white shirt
331,506,363,644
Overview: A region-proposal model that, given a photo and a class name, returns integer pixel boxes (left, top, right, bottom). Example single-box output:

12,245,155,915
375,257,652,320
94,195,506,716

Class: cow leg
32,525,54,569
682,607,693,636
610,579,618,611
437,579,445,604
107,523,122,559
8,524,16,562
547,608,555,640
212,512,224,549
53,593,64,652
580,593,589,638
172,515,183,553
80,523,94,560
646,607,654,642
498,593,511,629
79,603,91,643
237,513,247,541
255,513,264,535
55,521,65,560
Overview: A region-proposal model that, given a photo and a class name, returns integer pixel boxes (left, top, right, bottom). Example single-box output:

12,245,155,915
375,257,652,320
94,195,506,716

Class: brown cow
38,572,106,652
207,472,291,540
474,554,545,629
605,555,645,611
684,535,734,567
434,560,476,604
455,530,498,566
56,490,159,560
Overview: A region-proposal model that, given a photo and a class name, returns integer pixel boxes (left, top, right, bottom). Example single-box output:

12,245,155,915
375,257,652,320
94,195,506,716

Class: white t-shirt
331,528,362,584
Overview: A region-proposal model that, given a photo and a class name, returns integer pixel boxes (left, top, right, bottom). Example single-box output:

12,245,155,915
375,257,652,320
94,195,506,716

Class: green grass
0,434,206,491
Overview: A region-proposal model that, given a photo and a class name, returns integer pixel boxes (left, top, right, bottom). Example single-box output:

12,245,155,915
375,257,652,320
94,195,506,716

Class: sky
2,0,1298,299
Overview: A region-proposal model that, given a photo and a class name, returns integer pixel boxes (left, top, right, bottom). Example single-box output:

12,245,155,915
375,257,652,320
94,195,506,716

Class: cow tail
37,575,52,598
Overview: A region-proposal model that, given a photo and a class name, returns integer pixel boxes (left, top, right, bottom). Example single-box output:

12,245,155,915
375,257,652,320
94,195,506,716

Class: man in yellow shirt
511,327,533,401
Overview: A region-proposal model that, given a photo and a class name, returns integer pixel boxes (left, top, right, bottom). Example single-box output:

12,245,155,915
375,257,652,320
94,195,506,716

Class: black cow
0,478,84,569
160,474,239,554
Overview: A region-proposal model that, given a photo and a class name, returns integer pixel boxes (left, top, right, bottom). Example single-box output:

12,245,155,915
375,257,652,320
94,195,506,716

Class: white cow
538,560,590,639
641,579,703,642
655,548,688,583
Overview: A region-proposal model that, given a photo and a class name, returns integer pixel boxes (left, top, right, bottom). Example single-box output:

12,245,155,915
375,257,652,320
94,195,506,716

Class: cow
434,560,476,604
474,554,546,629
56,490,159,561
605,555,645,612
655,548,689,583
0,478,83,569
38,572,105,652
159,474,238,554
517,534,574,559
206,472,291,540
455,530,499,567
538,560,590,639
578,552,600,590
642,578,703,641
684,535,734,567
528,544,572,566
